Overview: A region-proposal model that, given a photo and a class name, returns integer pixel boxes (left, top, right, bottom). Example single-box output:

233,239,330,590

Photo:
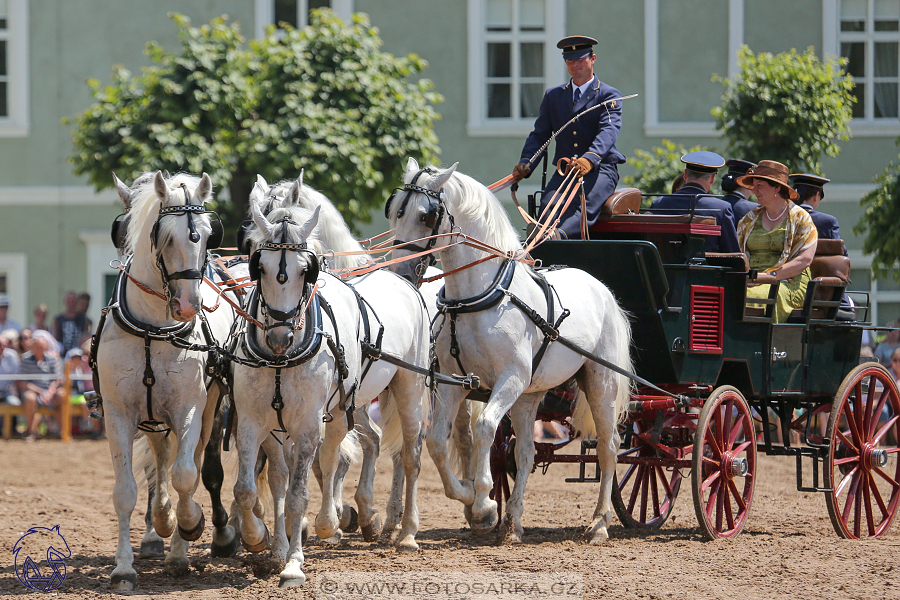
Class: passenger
720,159,758,226
735,160,818,324
649,151,740,253
670,173,684,194
789,173,848,256
874,323,900,366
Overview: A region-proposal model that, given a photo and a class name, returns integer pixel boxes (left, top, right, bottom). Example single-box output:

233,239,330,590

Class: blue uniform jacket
518,76,625,237
649,182,740,253
800,204,847,256
722,190,756,228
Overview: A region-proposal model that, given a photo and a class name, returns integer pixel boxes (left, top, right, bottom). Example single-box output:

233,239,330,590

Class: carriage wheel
489,418,514,521
691,386,756,540
824,363,900,539
612,418,684,529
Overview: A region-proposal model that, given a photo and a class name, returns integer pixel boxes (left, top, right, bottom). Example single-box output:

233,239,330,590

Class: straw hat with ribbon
735,160,798,201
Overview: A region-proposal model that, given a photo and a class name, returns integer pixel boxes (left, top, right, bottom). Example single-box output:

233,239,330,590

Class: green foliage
66,10,442,237
622,140,705,205
855,153,900,281
712,46,854,174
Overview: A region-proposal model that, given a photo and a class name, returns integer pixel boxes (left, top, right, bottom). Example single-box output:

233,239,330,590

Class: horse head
249,193,321,355
387,158,458,284
145,171,220,321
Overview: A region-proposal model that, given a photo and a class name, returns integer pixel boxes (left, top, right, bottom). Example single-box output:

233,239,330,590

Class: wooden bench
0,365,79,440
0,404,63,440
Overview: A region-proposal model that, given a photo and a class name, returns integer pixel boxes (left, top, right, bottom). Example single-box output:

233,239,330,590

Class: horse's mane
125,173,210,274
266,180,370,271
407,165,523,255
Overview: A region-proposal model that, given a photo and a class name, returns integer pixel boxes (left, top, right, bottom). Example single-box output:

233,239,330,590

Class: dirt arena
0,438,897,599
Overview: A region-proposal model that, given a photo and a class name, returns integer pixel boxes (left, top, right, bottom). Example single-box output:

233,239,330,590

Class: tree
621,140,705,206
855,154,900,281
712,46,854,174
66,10,442,238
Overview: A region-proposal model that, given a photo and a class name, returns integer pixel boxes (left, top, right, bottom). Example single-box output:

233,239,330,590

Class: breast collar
241,286,324,367
436,259,516,315
109,258,197,341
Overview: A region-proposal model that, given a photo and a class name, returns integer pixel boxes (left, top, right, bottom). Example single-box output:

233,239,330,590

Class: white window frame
823,0,900,136
79,231,119,330
466,0,566,137
0,0,30,138
643,0,743,138
254,0,354,38
0,252,27,326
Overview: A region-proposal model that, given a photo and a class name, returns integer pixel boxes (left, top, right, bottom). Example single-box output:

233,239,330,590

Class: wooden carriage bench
0,404,61,440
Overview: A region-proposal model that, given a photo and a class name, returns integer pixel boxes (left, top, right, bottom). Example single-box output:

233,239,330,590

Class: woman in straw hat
735,160,818,323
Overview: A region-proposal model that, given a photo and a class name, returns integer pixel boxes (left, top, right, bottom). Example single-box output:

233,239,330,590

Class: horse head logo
13,525,71,592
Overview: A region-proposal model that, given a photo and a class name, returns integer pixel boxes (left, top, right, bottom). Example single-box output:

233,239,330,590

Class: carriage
488,186,900,541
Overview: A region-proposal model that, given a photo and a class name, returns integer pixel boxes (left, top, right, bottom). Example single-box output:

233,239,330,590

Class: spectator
76,292,93,334
874,323,900,366
891,347,900,383
53,291,89,356
0,330,21,406
17,328,33,355
29,303,50,332
66,342,101,439
18,331,64,441
0,294,21,333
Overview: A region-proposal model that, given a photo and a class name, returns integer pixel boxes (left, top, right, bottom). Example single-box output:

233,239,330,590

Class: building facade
1,0,899,328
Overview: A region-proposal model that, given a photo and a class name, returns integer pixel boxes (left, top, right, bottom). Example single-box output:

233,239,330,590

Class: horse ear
256,174,268,189
196,173,213,203
250,190,275,237
288,179,301,206
249,181,266,209
298,169,304,190
113,173,132,209
153,171,168,204
432,162,458,190
297,205,320,241
163,169,172,179
405,157,419,176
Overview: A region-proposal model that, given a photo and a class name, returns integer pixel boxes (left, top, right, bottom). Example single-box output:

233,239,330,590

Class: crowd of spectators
0,291,100,441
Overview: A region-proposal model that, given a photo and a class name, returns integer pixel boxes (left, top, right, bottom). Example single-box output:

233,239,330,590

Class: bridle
148,183,223,303
386,167,455,280
249,216,320,337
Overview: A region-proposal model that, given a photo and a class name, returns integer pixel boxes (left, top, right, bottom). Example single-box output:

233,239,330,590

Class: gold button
572,131,577,135
574,143,578,148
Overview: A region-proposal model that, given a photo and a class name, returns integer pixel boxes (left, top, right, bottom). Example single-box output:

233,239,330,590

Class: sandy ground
0,437,898,600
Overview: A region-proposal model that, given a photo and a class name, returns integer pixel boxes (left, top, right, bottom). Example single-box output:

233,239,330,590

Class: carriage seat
594,187,716,225
600,187,641,215
704,252,749,272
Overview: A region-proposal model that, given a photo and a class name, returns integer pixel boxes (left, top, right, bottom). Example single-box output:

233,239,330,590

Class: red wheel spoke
835,465,860,497
712,405,724,456
872,415,899,446
873,466,900,490
868,472,890,521
727,408,746,448
836,427,859,454
732,440,752,455
619,462,637,490
867,387,891,438
704,428,723,459
863,378,878,438
657,466,675,497
853,381,866,438
723,398,734,448
701,468,721,495
723,482,736,531
650,465,661,518
853,475,864,538
727,478,748,513
640,464,650,523
619,445,643,458
715,478,726,531
833,455,860,467
842,401,863,448
701,454,720,468
626,464,645,513
863,472,876,536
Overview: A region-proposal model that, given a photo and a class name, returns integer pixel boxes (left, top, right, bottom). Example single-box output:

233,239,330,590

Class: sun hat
735,160,798,201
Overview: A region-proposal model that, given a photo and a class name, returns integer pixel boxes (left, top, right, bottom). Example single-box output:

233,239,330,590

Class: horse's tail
255,456,271,522
378,377,431,458
341,428,363,465
132,433,177,489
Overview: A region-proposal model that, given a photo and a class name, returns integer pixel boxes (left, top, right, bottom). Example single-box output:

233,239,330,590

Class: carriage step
563,439,601,483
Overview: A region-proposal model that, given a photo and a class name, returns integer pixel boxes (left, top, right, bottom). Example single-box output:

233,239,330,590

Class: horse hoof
278,574,307,588
340,505,359,533
241,526,270,553
139,539,165,559
588,527,609,545
178,512,205,542
361,514,383,542
396,536,419,553
463,504,474,526
320,530,343,545
110,572,137,591
500,519,524,545
163,557,190,577
210,530,239,558
470,510,498,535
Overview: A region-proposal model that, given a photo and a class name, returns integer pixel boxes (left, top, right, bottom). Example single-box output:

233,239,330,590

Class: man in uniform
650,151,740,253
720,159,757,226
511,35,626,238
789,173,847,256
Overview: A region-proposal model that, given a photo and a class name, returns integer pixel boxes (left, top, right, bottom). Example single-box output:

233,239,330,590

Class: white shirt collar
572,77,594,101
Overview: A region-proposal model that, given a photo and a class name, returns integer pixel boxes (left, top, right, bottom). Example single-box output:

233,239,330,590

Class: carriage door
768,324,805,394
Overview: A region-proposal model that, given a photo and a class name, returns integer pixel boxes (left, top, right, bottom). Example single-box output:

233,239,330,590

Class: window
0,0,29,137
467,0,565,136
840,0,900,120
255,0,353,37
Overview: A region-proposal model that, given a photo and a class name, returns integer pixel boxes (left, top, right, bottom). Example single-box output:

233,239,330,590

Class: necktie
573,88,582,106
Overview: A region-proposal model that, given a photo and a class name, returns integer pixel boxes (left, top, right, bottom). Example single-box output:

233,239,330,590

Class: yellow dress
745,220,810,323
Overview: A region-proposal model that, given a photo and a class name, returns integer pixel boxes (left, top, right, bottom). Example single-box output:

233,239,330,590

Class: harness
386,167,454,280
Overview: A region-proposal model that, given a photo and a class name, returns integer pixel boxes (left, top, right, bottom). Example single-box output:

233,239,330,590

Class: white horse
96,171,236,590
230,200,371,588
246,175,432,551
388,158,633,544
